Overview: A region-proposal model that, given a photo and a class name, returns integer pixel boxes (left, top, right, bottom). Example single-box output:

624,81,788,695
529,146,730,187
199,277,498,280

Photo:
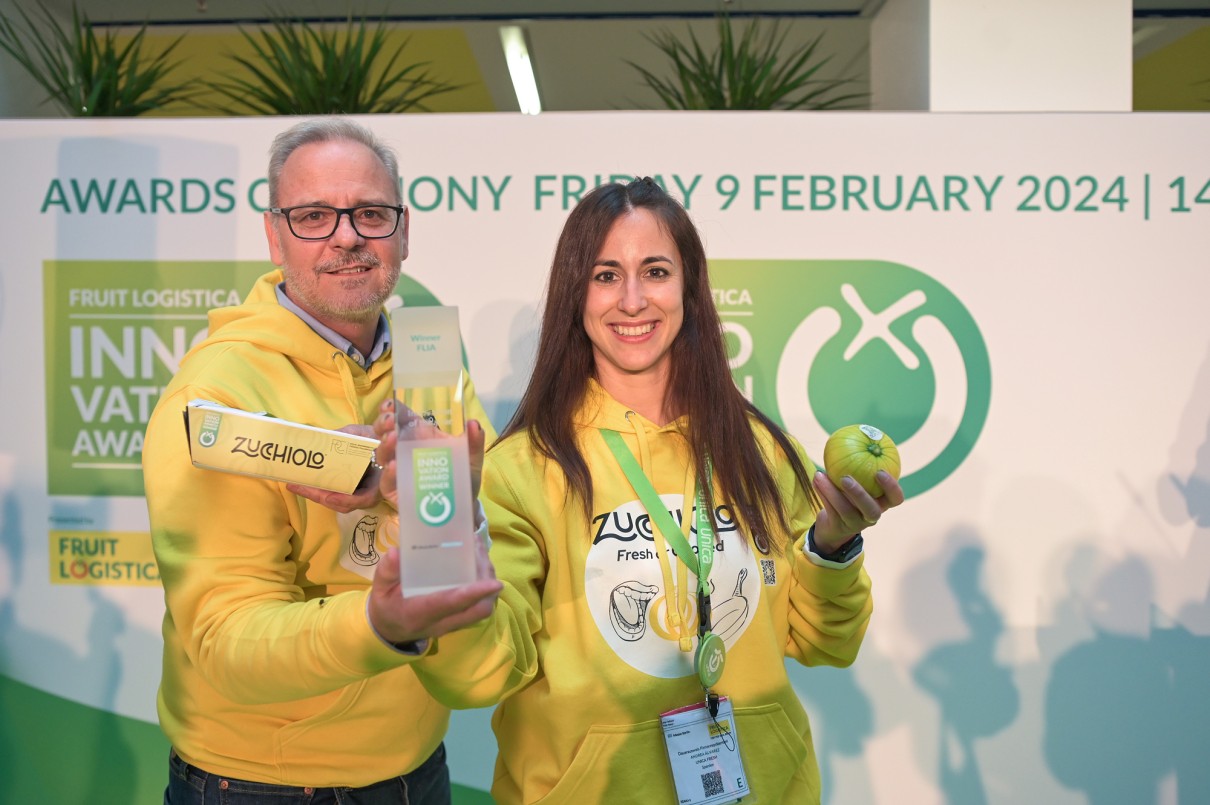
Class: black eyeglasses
270,204,405,240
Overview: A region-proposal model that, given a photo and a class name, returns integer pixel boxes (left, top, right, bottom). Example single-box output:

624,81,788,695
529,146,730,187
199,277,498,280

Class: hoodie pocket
274,678,369,751
530,702,816,805
734,702,818,802
532,718,675,805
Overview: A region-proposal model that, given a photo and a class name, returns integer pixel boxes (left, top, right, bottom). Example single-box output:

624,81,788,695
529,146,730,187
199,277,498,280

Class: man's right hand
372,400,487,517
367,398,499,644
368,543,501,646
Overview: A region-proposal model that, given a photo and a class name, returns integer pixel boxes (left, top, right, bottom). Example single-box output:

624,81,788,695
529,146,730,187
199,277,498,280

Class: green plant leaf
628,11,868,111
201,11,462,116
0,0,197,116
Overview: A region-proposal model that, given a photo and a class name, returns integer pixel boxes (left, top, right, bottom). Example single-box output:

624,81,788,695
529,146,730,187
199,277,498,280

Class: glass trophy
389,305,477,596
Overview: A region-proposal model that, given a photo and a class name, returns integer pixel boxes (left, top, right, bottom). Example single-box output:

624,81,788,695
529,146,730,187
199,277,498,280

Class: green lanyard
601,429,728,694
600,429,715,594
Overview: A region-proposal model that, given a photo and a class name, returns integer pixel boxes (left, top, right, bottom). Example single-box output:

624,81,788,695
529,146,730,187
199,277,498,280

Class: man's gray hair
267,118,401,206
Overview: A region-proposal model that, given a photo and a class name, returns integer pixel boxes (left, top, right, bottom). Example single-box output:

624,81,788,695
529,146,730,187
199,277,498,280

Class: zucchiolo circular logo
710,260,990,497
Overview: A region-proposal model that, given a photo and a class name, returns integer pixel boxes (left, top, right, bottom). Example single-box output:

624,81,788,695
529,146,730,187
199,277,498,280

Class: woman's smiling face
582,208,684,395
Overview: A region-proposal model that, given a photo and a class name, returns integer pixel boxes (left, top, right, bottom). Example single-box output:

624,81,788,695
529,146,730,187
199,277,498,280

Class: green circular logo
696,632,727,688
389,273,441,309
711,260,991,497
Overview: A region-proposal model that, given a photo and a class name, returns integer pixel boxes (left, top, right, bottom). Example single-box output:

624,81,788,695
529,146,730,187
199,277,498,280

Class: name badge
660,697,751,805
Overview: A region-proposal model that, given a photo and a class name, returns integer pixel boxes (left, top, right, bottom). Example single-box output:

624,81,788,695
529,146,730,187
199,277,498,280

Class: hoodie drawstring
332,352,364,422
625,411,697,653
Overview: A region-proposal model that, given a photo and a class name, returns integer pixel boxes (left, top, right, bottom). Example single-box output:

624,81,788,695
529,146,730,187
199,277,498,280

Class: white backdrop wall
0,113,1208,804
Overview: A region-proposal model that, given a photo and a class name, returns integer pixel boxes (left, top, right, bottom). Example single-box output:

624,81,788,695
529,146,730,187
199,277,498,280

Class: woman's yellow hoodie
417,381,872,804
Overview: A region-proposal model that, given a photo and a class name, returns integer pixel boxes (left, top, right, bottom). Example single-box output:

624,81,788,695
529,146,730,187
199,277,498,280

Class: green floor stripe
0,674,492,803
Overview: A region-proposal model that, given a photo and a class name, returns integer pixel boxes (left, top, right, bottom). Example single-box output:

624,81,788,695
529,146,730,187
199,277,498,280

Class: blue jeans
165,742,450,805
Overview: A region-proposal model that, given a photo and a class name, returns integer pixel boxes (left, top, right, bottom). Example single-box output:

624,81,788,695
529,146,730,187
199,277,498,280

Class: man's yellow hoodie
144,269,493,786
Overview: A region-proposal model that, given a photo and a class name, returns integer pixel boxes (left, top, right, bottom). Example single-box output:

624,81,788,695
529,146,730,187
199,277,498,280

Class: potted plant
203,13,462,115
0,0,195,116
629,11,867,110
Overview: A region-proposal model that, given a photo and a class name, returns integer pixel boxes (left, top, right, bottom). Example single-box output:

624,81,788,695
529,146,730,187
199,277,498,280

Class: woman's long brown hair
497,178,820,552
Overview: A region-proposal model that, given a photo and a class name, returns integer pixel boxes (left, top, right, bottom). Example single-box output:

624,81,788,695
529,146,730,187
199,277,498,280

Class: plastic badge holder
389,305,477,597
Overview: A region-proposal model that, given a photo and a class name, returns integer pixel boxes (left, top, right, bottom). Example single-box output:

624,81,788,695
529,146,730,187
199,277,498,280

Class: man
143,118,501,804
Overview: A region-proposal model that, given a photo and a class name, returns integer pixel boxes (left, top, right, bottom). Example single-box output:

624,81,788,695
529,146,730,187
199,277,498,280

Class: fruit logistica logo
198,411,221,447
711,260,991,498
43,263,445,498
413,447,456,527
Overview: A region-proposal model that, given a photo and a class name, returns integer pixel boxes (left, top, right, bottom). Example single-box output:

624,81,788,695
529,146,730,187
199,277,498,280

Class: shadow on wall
1041,552,1210,804
793,524,1022,805
1163,337,1210,535
1042,336,1210,805
472,300,539,432
913,545,1019,805
0,490,152,800
1019,336,1210,804
797,656,875,805
799,481,1210,805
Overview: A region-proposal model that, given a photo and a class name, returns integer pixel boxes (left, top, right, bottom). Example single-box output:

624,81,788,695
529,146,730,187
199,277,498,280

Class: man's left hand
286,424,382,513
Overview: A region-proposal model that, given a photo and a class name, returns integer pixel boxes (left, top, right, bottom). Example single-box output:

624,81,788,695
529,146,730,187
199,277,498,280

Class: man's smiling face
265,138,408,329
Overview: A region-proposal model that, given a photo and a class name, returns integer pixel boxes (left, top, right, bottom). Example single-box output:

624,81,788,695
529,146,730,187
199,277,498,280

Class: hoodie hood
162,269,391,426
574,378,686,436
199,269,356,372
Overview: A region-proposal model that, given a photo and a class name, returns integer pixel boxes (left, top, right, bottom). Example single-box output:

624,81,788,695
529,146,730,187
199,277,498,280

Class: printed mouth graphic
349,516,380,566
611,322,655,337
609,580,659,641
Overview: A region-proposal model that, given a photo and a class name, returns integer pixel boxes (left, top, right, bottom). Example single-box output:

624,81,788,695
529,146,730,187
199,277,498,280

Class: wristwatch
808,525,864,563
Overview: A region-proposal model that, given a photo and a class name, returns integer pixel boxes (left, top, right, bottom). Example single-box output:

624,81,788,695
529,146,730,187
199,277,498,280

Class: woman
402,178,903,804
